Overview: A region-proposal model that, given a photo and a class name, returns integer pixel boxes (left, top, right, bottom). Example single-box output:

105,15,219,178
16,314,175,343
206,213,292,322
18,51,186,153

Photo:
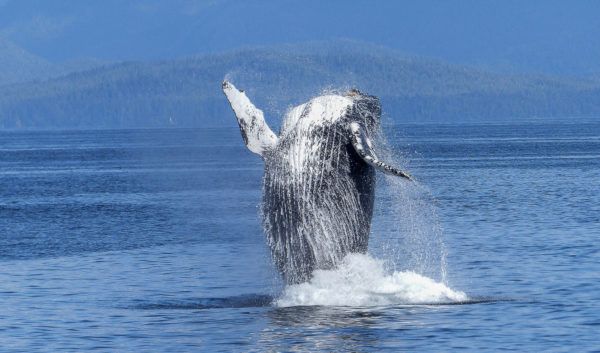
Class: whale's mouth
275,253,468,307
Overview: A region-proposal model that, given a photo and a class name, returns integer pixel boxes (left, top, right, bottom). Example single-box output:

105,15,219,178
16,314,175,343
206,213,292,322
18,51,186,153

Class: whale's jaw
262,118,375,284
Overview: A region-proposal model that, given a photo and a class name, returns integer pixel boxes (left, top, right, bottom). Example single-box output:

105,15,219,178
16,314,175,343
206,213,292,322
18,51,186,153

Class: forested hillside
0,37,58,85
1,42,599,129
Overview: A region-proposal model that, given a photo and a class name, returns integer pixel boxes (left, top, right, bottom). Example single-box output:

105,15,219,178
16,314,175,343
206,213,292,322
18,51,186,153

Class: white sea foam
275,253,467,307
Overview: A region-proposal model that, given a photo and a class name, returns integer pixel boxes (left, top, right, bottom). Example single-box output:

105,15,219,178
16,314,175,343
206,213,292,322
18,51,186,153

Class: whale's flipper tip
221,82,278,156
397,171,413,181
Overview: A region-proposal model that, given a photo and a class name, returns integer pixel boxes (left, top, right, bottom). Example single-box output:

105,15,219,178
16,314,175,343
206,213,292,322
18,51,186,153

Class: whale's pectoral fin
222,81,278,157
349,122,413,180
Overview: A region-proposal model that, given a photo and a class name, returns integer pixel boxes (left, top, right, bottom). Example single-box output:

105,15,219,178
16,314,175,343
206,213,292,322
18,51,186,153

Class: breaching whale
223,81,411,284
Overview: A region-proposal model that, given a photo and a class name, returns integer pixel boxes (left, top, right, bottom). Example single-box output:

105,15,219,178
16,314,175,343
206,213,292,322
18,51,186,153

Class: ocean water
1,122,599,352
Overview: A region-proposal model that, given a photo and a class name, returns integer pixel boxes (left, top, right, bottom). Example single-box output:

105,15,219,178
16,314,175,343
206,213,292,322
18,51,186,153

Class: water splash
370,127,449,283
271,124,462,306
276,254,466,307
374,176,449,282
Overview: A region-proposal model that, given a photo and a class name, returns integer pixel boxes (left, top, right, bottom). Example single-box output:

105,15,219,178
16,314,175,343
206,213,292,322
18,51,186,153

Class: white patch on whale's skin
222,81,278,156
280,95,353,136
279,95,353,175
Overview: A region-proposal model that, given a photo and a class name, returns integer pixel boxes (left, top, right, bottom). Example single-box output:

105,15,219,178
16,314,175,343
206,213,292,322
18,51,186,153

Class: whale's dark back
262,113,376,284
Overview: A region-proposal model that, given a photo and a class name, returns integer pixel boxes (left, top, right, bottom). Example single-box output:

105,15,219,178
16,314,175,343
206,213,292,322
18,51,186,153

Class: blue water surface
0,122,599,352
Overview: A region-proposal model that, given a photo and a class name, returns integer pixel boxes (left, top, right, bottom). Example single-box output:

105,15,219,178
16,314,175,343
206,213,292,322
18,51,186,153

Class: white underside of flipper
222,81,278,156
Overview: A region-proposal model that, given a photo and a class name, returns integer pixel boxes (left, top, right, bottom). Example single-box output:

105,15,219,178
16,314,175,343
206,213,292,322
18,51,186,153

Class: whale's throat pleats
262,119,375,284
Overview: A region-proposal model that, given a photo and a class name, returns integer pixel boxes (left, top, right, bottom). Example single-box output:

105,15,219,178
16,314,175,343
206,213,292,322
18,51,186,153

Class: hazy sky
1,0,599,75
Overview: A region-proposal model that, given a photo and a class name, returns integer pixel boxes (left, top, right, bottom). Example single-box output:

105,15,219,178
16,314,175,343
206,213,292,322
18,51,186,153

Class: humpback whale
223,82,411,284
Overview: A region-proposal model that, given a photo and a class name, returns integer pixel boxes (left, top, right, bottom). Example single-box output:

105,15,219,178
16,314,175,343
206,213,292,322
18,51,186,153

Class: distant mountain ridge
1,0,600,76
0,36,107,86
0,36,58,84
1,42,599,129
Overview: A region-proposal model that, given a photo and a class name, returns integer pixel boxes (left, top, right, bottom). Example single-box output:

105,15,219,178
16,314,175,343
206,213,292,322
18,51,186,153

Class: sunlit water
1,122,599,352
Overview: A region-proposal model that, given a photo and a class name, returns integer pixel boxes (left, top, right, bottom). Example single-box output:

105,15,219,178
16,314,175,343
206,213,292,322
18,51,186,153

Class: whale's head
343,89,412,180
344,88,381,133
222,81,412,180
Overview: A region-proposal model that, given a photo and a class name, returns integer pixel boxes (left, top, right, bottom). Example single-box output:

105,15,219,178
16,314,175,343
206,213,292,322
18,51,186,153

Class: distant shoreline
1,116,599,133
